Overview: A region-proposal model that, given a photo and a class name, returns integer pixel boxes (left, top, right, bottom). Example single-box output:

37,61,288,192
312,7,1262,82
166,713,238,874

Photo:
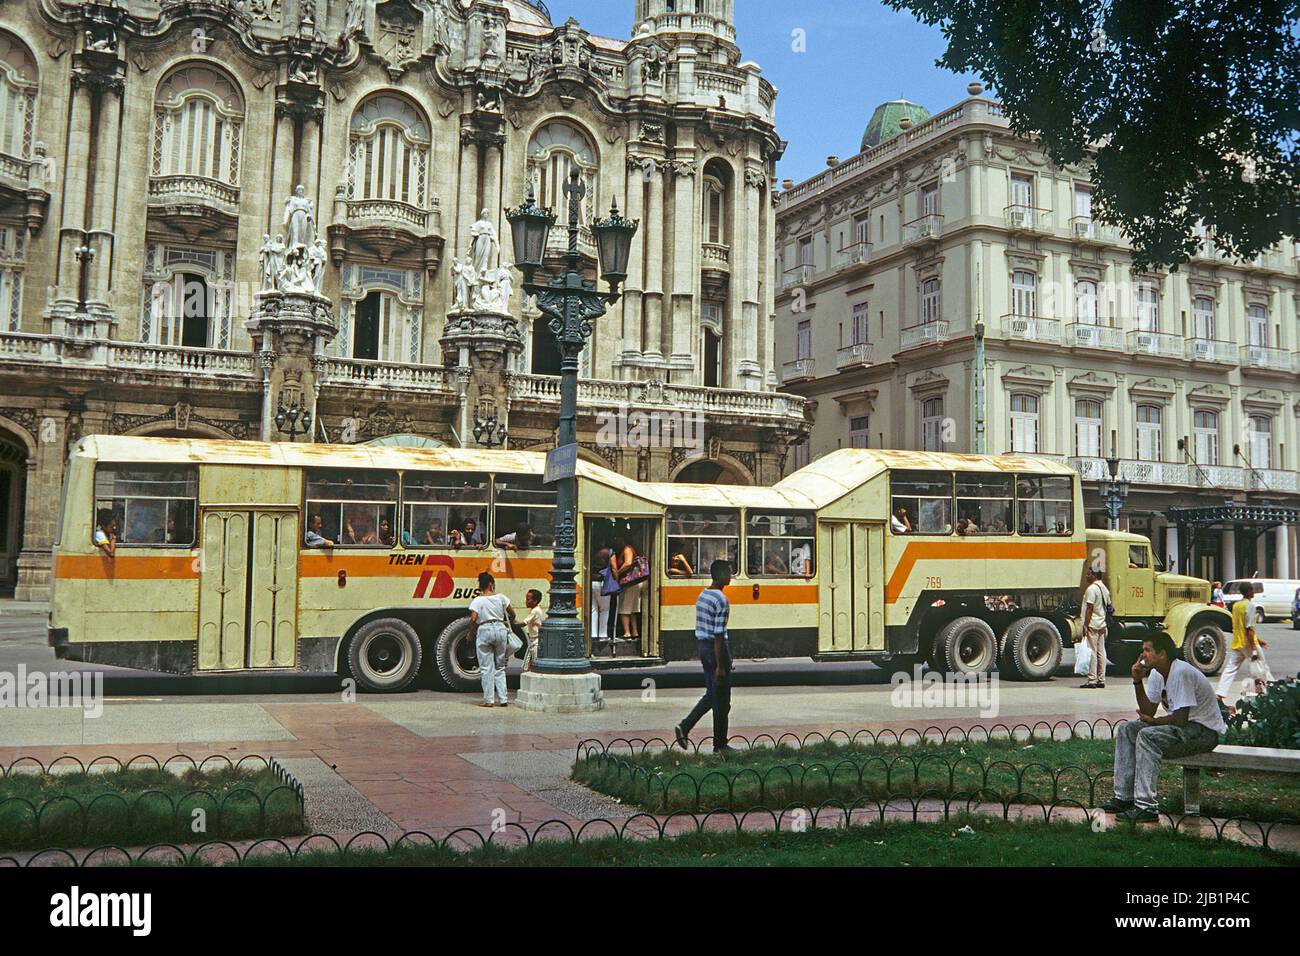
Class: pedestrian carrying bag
599,565,622,596
1073,638,1093,676
618,555,650,588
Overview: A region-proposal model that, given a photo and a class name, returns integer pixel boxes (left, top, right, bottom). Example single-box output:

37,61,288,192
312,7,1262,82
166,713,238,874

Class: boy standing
521,588,546,672
674,560,736,755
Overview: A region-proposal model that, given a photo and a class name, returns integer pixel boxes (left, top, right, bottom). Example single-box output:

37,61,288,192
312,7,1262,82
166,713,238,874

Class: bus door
818,521,884,653
584,516,659,660
198,509,299,670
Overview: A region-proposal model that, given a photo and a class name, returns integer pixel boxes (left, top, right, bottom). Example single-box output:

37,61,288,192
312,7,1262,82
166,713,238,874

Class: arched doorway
673,458,749,485
0,428,27,595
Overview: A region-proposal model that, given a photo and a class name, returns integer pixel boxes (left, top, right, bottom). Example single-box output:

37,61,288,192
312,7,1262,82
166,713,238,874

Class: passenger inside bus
763,550,788,574
94,509,118,558
790,541,812,576
377,517,396,548
495,522,534,550
423,519,446,546
450,515,484,548
890,505,913,533
667,540,694,577
304,513,335,548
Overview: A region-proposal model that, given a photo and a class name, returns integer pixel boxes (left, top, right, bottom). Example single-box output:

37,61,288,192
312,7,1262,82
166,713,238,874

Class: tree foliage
885,0,1300,270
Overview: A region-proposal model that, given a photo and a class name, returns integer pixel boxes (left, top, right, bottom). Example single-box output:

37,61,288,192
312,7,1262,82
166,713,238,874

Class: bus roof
76,438,1074,512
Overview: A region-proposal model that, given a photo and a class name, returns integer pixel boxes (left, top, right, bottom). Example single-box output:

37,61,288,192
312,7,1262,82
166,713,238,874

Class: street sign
544,442,579,484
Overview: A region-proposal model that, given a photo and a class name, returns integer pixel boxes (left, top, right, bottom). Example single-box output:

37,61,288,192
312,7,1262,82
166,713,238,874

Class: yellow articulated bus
48,437,1228,691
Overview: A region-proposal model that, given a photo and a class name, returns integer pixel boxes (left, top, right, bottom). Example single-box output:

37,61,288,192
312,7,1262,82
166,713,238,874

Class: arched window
0,32,37,164
1135,404,1162,462
920,277,941,325
1246,303,1268,347
1009,393,1039,453
1193,296,1215,339
704,177,726,245
348,94,430,210
152,65,244,186
1075,279,1098,324
1074,399,1102,458
337,264,424,363
1011,270,1037,317
527,121,597,224
1248,415,1272,469
920,396,944,451
1193,409,1219,466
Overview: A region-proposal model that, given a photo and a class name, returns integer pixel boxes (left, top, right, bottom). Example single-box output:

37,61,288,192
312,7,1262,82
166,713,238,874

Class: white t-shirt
469,592,511,626
93,529,110,546
890,514,908,533
1083,581,1109,629
1144,659,1227,734
790,544,811,575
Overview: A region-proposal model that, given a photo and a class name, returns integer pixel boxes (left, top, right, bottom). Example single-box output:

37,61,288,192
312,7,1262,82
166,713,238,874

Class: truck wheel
998,617,1063,681
1182,621,1226,676
347,618,422,693
434,617,482,693
1255,606,1266,626
935,616,997,675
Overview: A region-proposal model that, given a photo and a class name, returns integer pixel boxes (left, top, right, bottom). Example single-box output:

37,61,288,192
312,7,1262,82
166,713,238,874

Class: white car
1222,578,1300,623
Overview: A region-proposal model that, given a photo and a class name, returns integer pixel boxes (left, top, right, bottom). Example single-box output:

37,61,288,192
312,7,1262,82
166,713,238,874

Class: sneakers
673,725,690,750
714,744,740,757
1116,806,1160,823
1099,796,1134,813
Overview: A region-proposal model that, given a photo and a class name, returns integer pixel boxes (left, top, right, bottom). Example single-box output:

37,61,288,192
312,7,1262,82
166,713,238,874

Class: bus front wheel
934,617,997,675
348,618,423,693
434,617,482,693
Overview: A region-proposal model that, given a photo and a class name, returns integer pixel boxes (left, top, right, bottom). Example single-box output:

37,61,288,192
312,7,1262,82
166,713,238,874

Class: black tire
1292,617,1299,631
935,616,998,675
1255,606,1266,625
1182,620,1226,676
347,618,422,693
998,617,1063,681
433,616,482,692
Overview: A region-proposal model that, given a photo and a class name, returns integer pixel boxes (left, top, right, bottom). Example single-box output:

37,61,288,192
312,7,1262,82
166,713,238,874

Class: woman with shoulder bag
610,533,649,643
591,544,617,645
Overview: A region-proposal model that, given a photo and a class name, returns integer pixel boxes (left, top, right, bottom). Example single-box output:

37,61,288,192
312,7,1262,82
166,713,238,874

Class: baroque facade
775,92,1300,585
0,0,810,599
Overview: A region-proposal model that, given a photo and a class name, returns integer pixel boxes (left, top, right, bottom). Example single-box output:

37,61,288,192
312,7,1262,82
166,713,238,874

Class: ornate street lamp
1100,453,1130,531
274,395,313,440
506,167,638,705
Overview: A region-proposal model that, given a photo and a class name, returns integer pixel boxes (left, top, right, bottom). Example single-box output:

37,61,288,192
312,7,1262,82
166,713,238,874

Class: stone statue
491,266,514,312
283,185,315,256
259,234,277,291
452,259,478,312
470,209,499,275
278,260,315,295
307,239,328,295
344,0,364,32
432,1,450,45
482,19,503,63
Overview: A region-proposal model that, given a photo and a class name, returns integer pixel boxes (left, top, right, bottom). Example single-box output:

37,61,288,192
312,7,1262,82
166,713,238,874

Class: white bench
1169,745,1300,815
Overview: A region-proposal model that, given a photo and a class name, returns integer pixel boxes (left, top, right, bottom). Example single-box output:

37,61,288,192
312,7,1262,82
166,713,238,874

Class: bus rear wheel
434,617,482,693
347,618,422,693
998,617,1063,681
934,617,997,675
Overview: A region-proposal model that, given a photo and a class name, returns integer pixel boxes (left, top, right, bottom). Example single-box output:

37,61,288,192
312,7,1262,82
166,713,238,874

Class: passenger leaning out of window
94,509,119,558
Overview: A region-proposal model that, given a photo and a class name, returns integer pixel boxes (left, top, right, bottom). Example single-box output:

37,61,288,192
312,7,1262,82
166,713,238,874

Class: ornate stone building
0,0,810,599
775,92,1300,584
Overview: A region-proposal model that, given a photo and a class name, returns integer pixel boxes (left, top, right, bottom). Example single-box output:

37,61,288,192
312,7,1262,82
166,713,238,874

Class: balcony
1127,329,1184,359
346,198,430,230
899,319,949,350
0,331,258,381
836,241,871,270
1189,463,1245,491
1069,456,1191,487
547,224,596,261
1247,469,1300,493
836,342,873,370
1000,314,1061,344
147,174,240,233
315,357,455,392
1185,338,1237,365
1240,344,1292,372
505,373,812,423
1069,216,1110,243
902,214,943,245
781,264,814,290
781,357,816,382
1065,322,1124,350
1004,205,1050,232
108,343,257,378
329,194,445,270
701,241,731,274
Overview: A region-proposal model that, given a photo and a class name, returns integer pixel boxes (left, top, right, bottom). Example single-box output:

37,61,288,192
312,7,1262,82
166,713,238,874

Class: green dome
860,100,932,151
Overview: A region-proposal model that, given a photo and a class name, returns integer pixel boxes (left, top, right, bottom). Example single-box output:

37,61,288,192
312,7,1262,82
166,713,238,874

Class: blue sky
543,0,982,184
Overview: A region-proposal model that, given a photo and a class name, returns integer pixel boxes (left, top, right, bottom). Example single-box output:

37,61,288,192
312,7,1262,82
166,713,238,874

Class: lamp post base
516,670,605,713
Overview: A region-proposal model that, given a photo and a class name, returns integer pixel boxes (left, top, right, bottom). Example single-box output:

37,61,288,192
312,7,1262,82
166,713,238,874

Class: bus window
746,511,815,576
306,469,398,548
399,472,488,548
493,474,556,549
890,471,953,535
93,465,197,546
955,474,1012,535
666,508,739,576
1017,475,1073,534
1129,544,1150,568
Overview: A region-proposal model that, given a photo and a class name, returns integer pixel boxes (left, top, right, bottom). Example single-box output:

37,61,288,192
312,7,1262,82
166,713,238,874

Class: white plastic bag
1241,649,1274,697
1073,640,1093,676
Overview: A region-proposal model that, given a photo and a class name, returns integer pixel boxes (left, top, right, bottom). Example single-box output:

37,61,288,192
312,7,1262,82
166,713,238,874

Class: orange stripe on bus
884,540,1087,604
55,554,199,581
659,584,818,606
297,553,557,578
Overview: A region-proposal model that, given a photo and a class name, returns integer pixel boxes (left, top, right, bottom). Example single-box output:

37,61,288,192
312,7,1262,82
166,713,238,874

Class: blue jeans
680,640,732,748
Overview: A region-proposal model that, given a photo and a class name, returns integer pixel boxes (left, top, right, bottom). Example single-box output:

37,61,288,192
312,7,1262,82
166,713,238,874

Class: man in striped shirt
674,559,736,755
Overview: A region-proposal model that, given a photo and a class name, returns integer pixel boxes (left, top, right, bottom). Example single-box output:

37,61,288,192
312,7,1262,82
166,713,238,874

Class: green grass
572,737,1300,822
201,818,1295,867
0,766,306,850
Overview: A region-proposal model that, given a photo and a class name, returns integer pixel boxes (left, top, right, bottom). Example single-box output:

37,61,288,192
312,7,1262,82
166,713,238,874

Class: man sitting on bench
1102,632,1226,823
